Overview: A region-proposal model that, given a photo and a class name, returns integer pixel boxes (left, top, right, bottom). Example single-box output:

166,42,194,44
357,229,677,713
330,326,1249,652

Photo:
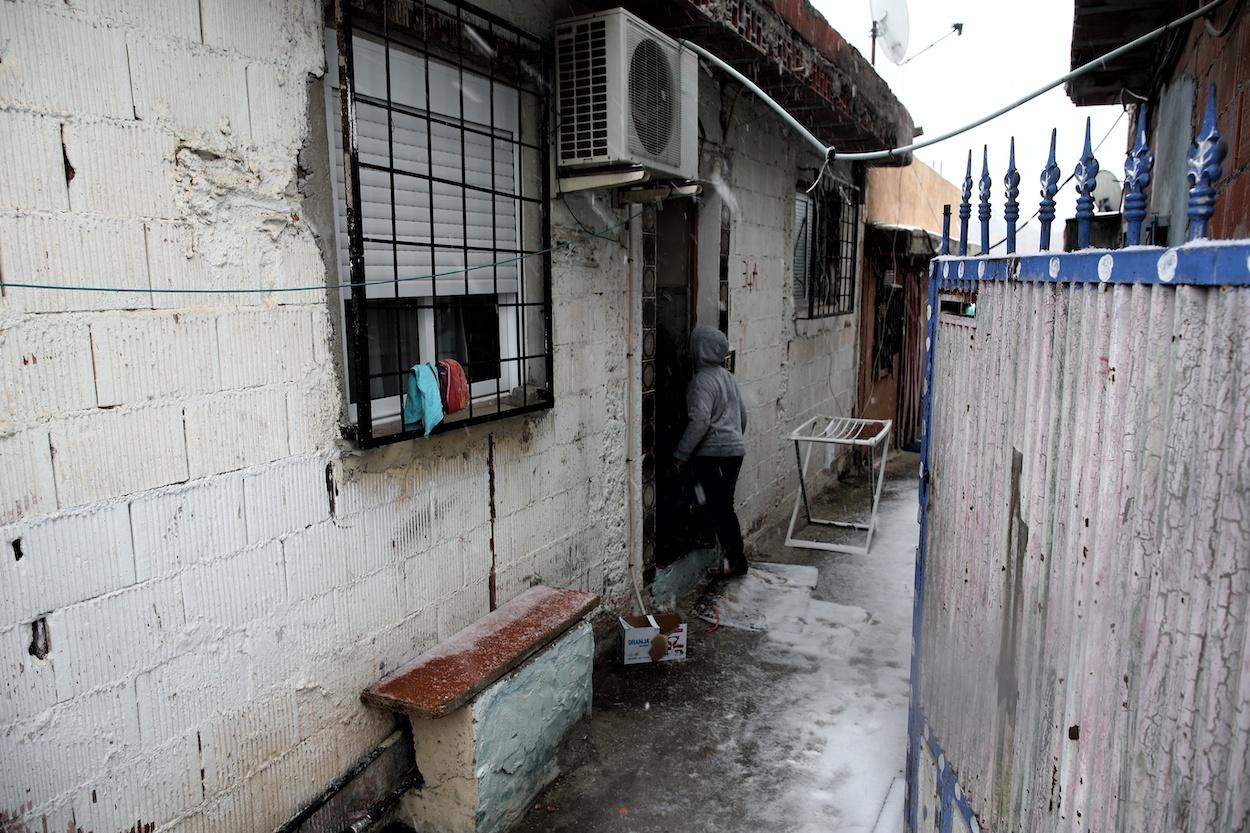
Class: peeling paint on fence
910,241,1250,833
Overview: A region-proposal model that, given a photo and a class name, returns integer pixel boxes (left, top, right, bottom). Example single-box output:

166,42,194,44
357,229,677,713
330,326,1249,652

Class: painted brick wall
0,2,866,830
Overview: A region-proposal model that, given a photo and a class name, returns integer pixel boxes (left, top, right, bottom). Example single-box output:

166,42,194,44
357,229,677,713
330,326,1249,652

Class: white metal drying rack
784,415,892,556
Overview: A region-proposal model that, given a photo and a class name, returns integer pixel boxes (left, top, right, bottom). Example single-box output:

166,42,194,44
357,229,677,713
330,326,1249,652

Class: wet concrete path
513,454,920,833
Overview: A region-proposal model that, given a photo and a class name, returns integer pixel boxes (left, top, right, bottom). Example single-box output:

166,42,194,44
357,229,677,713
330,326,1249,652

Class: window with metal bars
326,0,552,447
793,181,859,319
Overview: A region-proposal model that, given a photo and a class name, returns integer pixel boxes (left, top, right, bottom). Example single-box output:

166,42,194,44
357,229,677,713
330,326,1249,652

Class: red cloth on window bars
438,358,469,414
436,361,450,409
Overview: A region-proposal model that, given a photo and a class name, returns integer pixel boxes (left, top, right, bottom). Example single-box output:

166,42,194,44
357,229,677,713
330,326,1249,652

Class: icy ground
513,456,919,833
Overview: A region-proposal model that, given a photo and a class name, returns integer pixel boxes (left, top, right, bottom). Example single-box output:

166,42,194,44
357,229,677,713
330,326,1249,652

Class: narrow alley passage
514,456,919,833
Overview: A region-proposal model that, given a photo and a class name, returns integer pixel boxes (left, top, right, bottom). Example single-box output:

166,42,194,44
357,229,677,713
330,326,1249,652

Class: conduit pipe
678,0,1231,164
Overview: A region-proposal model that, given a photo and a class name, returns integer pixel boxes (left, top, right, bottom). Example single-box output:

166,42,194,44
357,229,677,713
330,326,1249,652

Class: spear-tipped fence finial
978,145,992,254
1074,117,1100,249
958,150,972,256
1004,137,1021,254
1124,104,1154,246
941,204,951,255
1186,83,1227,241
1039,129,1060,251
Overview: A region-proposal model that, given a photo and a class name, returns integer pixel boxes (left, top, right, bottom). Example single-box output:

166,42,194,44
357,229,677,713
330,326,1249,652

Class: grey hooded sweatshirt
674,326,747,461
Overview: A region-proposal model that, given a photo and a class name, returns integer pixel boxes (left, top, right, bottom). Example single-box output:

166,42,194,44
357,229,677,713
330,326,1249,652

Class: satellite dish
869,0,910,65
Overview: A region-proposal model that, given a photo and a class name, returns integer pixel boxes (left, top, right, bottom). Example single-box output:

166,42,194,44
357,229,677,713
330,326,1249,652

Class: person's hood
690,325,729,369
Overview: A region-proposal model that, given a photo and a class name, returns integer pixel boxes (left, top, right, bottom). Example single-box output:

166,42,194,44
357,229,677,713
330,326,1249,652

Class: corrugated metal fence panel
920,278,1250,833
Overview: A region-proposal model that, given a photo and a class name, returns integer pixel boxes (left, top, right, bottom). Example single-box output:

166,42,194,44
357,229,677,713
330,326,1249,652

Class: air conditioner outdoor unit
555,8,698,181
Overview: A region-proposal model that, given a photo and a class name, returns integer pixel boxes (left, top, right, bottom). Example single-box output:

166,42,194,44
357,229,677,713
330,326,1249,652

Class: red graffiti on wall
740,260,758,290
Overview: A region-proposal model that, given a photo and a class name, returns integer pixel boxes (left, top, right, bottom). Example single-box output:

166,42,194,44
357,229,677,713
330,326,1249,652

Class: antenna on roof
869,0,910,66
900,22,964,66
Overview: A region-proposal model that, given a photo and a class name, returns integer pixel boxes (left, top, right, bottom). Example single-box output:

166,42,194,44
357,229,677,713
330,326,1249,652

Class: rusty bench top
362,585,599,719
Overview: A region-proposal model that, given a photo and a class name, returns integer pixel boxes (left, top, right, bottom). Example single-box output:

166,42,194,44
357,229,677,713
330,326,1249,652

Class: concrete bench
363,586,599,833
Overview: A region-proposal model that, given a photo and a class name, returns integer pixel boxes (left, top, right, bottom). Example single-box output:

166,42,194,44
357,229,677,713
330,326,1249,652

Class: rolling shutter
326,32,520,298
793,193,812,300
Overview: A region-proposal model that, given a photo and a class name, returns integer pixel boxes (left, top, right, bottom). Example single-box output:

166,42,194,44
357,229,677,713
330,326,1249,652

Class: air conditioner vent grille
628,39,674,158
625,22,679,166
556,19,608,164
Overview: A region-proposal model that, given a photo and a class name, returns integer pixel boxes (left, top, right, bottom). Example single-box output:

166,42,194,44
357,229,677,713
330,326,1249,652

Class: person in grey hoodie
673,325,749,577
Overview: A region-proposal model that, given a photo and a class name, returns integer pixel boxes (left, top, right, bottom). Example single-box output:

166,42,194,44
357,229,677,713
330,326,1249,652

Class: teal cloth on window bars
402,363,444,437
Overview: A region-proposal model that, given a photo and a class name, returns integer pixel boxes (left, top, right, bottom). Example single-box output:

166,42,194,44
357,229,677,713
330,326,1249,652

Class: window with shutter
794,181,859,319
324,5,551,444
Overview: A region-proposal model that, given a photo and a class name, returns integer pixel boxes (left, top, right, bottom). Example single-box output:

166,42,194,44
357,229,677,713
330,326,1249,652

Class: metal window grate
794,181,859,319
556,18,608,164
331,0,552,448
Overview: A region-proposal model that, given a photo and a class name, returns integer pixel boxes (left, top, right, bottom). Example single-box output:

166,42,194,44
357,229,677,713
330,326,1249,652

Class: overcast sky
811,0,1125,252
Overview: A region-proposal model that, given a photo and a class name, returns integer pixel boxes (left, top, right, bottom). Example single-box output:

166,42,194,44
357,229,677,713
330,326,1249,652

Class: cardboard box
619,612,688,664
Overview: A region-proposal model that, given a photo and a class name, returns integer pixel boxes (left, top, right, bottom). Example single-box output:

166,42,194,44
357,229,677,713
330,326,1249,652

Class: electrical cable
805,157,830,193
9,1,1228,295
558,191,630,245
1,212,640,295
679,0,1230,167
984,107,1126,253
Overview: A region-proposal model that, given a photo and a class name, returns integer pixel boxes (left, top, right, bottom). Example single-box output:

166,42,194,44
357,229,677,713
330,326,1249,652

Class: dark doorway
858,227,933,450
653,200,703,566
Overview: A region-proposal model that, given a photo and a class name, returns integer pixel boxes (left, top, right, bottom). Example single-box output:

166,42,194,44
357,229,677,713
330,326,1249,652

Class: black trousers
689,455,746,570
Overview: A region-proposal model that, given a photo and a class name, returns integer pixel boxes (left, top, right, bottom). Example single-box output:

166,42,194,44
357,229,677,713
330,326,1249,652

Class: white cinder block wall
0,1,864,831
701,92,863,533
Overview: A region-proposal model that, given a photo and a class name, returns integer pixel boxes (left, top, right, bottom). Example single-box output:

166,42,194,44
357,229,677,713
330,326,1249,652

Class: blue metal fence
941,82,1231,259
909,83,1248,833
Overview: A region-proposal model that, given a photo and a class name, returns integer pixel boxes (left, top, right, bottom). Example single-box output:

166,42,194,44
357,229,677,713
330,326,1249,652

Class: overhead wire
985,110,1128,251
984,107,1126,253
3,55,634,297
4,0,1232,296
805,157,831,193
558,191,632,245
679,0,1230,168
1,212,639,295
